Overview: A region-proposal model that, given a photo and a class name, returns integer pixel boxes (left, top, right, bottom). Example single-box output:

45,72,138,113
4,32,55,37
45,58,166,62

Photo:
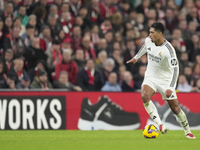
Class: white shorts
142,77,177,100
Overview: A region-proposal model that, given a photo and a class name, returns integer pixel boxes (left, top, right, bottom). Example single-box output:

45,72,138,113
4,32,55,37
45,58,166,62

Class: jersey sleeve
166,44,179,91
134,43,147,60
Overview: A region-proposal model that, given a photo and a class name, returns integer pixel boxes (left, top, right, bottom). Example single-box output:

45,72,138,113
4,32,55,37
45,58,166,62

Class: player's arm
165,49,179,98
126,43,147,64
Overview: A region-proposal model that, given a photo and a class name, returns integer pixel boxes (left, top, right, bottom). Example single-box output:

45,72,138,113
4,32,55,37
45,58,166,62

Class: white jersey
134,37,179,91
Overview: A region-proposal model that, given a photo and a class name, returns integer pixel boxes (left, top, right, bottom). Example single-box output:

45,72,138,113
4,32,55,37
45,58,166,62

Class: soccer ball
143,124,159,139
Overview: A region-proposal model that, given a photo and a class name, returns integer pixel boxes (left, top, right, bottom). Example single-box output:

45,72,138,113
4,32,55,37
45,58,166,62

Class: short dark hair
52,39,60,45
18,5,26,9
26,24,35,30
151,22,165,34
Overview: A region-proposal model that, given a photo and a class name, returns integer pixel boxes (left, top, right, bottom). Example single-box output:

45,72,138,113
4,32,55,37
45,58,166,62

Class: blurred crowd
0,0,200,92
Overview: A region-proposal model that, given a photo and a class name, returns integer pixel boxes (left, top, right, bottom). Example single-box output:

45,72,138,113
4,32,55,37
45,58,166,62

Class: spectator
123,40,137,72
39,25,52,51
60,11,74,38
177,74,198,92
61,38,72,52
75,16,86,31
55,29,66,43
3,2,14,19
21,24,35,47
31,69,52,90
47,14,62,39
119,0,131,19
114,32,125,51
99,0,116,20
0,19,7,50
8,58,27,84
172,28,186,52
195,54,200,65
78,6,90,28
32,6,46,32
53,71,82,91
154,0,165,19
0,61,6,86
118,65,126,85
79,35,96,60
28,15,37,34
4,16,13,34
177,11,187,22
133,65,146,89
16,74,31,90
28,60,47,82
179,52,192,73
2,49,14,72
136,0,150,16
76,59,104,91
13,17,26,36
90,24,100,47
49,4,59,19
180,0,194,14
54,0,63,11
46,39,62,70
55,49,78,84
101,72,122,92
100,18,112,35
95,38,107,56
95,50,107,71
111,11,123,33
190,34,200,61
128,9,137,26
69,0,82,16
166,0,179,14
112,49,123,72
164,7,178,33
61,2,70,14
125,29,136,42
194,78,200,92
9,26,25,58
24,37,47,70
121,71,138,92
184,66,195,86
16,5,29,26
192,62,200,79
104,31,113,57
186,7,200,31
73,49,86,71
186,21,197,40
146,8,157,21
87,0,101,24
34,0,48,8
171,38,183,58
158,19,171,40
0,72,16,89
195,0,200,20
22,0,35,16
102,58,115,82
178,19,188,40
71,25,82,51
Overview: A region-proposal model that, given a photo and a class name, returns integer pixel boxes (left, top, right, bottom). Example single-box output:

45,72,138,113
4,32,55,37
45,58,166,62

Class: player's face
149,28,160,43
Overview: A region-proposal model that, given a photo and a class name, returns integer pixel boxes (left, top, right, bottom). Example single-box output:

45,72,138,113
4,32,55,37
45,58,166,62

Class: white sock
144,100,163,126
175,109,191,135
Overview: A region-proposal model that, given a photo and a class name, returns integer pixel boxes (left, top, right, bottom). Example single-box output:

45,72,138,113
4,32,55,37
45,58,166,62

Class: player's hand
165,89,172,98
126,58,137,64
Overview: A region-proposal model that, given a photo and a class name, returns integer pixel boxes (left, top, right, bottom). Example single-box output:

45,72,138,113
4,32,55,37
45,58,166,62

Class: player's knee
141,92,151,103
171,106,181,115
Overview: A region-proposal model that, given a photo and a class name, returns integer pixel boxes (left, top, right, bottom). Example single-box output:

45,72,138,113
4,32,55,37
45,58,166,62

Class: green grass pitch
0,130,200,150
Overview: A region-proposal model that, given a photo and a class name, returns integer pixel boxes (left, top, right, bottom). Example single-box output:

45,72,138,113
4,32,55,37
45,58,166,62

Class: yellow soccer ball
143,124,159,139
